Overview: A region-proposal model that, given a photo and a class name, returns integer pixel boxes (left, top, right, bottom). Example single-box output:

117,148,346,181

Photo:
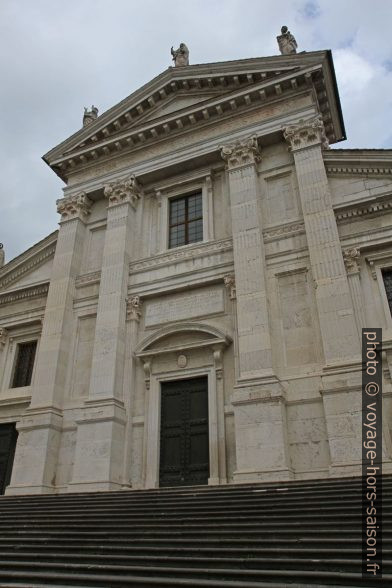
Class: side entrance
159,376,209,487
0,423,18,495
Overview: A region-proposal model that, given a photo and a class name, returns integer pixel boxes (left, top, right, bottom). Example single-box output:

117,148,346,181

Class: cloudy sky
1,0,391,262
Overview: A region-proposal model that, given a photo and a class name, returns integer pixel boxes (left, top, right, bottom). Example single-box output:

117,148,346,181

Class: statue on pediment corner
277,26,297,55
171,43,189,67
83,105,99,127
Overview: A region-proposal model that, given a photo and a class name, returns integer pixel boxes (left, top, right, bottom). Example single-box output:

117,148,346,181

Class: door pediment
136,322,231,358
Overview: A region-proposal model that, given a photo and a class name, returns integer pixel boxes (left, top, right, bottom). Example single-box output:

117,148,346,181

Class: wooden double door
159,376,209,487
0,424,18,495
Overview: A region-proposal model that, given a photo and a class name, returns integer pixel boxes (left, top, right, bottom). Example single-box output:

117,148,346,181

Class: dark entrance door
160,376,209,487
0,423,18,495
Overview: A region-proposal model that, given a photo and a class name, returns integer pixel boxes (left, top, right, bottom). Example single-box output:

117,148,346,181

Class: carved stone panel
144,286,224,327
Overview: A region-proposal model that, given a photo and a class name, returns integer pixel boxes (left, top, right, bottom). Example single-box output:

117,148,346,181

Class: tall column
283,117,360,365
284,117,362,476
6,193,92,494
221,137,292,482
121,295,142,487
70,175,141,492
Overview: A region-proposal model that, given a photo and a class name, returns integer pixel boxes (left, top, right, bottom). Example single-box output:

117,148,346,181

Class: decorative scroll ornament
213,347,223,380
126,295,143,321
223,274,236,300
277,25,297,55
0,327,8,350
343,248,360,274
220,135,261,170
104,174,143,209
171,43,189,66
283,116,329,151
56,192,93,222
83,105,98,127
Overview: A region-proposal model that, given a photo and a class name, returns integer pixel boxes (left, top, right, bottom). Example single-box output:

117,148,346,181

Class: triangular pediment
134,91,224,124
44,51,345,181
0,231,57,293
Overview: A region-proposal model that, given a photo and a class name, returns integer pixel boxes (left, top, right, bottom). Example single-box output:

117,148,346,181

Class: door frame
145,366,221,488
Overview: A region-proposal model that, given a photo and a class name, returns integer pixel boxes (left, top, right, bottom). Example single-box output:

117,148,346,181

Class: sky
1,0,392,263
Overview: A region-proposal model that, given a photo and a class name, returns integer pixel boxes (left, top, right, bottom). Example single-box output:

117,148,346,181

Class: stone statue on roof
277,26,297,55
171,43,189,66
83,106,98,127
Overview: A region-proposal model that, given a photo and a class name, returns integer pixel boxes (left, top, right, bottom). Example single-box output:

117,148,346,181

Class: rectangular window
169,192,203,248
383,270,392,315
11,341,37,388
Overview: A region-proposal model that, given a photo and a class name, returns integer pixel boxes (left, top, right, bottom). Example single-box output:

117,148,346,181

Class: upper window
169,192,203,248
11,341,37,388
383,270,392,316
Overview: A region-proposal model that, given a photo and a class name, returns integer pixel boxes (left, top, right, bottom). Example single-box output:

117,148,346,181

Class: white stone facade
1,49,392,494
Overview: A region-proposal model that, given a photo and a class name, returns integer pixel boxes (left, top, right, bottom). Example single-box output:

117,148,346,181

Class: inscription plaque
145,287,224,327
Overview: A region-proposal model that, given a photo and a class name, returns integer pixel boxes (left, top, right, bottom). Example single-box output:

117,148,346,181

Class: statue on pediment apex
277,26,297,55
83,105,99,127
171,43,189,66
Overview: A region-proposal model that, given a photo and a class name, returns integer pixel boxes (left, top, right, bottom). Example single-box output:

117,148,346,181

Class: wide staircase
0,476,390,587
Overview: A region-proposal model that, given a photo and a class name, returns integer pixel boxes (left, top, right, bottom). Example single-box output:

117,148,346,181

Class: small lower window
169,192,203,248
11,341,37,388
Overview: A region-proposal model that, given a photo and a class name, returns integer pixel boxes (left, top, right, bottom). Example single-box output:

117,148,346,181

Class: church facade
1,40,392,495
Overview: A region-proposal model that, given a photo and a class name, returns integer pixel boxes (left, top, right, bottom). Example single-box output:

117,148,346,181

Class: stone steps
0,476,389,587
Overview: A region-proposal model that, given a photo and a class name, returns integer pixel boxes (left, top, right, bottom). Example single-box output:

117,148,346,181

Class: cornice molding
326,165,392,176
75,270,101,288
335,195,392,223
263,220,305,241
0,283,49,306
129,238,233,273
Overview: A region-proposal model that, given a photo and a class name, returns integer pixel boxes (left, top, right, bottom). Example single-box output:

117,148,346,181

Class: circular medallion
177,354,187,368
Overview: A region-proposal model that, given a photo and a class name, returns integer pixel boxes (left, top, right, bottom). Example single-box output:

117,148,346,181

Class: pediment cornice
0,231,57,292
44,51,342,182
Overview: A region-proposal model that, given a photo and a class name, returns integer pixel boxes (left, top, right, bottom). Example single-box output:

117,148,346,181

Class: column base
70,400,127,491
233,468,294,484
67,481,124,493
232,378,292,478
7,408,63,495
5,484,56,496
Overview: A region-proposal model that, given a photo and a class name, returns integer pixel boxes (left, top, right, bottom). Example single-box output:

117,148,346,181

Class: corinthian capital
56,192,93,222
220,135,261,170
104,174,143,209
283,116,329,152
126,295,143,321
343,247,360,274
0,327,9,350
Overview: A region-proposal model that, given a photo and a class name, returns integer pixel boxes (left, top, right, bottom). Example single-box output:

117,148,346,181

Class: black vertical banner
362,328,382,577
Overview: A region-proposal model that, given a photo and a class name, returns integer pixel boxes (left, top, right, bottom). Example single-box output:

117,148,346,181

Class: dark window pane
188,219,203,243
168,193,203,249
383,270,392,315
12,342,37,388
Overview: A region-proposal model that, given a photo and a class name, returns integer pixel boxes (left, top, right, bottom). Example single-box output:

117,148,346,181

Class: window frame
168,192,203,249
155,175,214,253
365,251,392,328
11,340,38,389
